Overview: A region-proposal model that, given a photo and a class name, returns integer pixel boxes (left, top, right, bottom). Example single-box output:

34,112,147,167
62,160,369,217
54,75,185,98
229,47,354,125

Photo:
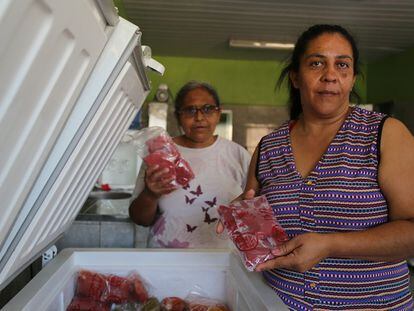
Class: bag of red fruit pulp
127,126,195,188
67,269,150,310
217,195,289,271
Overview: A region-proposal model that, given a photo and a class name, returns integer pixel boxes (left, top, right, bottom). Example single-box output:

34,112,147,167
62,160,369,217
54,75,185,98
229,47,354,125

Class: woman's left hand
255,233,331,273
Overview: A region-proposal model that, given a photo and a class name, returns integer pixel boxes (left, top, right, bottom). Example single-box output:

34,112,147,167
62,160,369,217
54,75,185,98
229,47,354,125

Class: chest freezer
3,249,288,310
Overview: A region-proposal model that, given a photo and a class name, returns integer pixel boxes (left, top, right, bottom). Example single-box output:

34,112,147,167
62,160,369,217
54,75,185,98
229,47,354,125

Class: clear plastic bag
74,270,107,302
128,272,150,303
160,296,189,310
185,291,230,311
128,127,194,188
217,195,288,271
67,297,110,311
68,270,150,310
110,302,141,311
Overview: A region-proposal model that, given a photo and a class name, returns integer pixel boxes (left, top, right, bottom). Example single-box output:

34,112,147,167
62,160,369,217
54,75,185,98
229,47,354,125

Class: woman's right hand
216,189,256,234
144,164,177,198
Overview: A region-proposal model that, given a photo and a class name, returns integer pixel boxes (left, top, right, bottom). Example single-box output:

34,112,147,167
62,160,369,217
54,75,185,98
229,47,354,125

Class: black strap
377,115,389,166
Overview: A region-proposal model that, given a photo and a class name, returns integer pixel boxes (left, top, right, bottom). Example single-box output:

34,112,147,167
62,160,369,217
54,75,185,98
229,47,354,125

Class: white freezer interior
3,249,288,311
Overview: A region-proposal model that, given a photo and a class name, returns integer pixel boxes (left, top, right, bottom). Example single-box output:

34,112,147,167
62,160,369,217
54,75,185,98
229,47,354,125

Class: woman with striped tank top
219,25,414,310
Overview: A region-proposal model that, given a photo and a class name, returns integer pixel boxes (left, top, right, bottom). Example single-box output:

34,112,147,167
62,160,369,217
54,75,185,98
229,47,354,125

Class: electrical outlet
42,245,57,267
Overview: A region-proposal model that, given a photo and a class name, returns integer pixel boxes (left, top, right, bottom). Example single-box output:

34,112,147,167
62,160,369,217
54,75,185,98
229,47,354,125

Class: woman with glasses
129,81,251,248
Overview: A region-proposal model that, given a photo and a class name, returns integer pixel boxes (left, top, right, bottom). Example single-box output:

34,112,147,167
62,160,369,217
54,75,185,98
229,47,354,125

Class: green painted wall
147,56,288,105
147,56,367,106
355,67,367,105
113,0,366,106
367,46,414,104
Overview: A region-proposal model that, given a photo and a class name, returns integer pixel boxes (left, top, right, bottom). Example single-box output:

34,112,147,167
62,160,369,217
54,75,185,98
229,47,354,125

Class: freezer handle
141,46,165,75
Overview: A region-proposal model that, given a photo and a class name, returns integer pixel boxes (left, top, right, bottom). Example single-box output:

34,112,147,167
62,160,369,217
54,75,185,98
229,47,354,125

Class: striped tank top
257,107,413,310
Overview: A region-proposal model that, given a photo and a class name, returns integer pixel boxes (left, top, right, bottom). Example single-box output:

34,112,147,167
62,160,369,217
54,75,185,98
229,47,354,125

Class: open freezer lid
0,0,164,289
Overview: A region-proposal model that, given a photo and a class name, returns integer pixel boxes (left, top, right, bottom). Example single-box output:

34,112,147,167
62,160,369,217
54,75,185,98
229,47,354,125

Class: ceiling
122,0,414,62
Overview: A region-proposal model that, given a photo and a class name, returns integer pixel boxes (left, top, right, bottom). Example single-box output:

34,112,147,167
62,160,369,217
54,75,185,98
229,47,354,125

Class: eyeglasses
177,104,220,117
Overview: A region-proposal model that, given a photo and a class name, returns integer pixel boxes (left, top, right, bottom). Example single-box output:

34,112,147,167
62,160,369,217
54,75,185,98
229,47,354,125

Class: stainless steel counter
58,190,149,249
78,190,132,217
75,213,131,222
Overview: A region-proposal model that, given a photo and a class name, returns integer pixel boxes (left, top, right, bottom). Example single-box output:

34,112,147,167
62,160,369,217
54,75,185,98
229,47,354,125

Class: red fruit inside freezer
189,304,209,311
66,297,110,311
104,274,130,304
160,296,188,311
75,270,106,301
131,276,149,303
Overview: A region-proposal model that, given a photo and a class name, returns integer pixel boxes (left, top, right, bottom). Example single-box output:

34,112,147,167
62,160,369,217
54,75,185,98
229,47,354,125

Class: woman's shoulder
217,136,242,148
260,121,290,144
351,106,386,125
216,137,250,160
217,137,248,152
382,117,413,146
